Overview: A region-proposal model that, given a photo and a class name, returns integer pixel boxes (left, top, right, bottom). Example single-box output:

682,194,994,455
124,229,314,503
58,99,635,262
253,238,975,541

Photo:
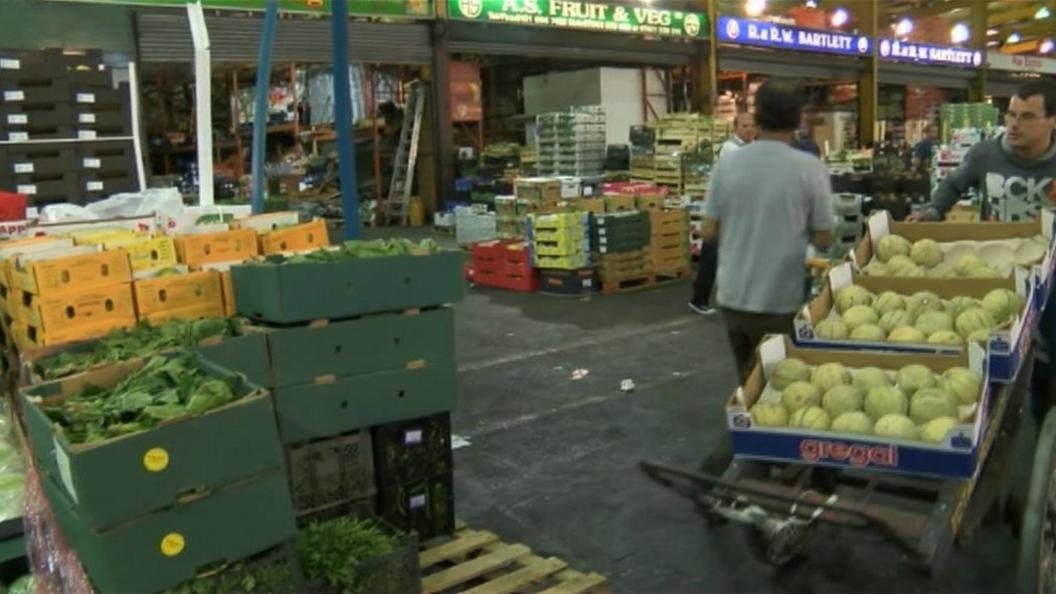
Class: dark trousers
691,241,718,306
720,307,798,383
703,307,797,475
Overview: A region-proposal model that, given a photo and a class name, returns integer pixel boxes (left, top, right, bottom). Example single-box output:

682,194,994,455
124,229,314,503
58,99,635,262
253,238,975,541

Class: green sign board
448,0,708,39
44,0,434,18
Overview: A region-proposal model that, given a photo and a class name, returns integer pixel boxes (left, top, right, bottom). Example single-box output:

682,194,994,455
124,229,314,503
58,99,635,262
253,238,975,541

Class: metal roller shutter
878,63,976,90
448,22,697,66
718,47,865,80
136,13,433,64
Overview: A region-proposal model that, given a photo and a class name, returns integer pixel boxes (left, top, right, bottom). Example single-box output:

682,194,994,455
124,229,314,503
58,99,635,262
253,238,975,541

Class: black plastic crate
538,268,598,296
378,471,455,541
0,78,70,105
0,145,74,186
372,413,452,487
286,430,377,516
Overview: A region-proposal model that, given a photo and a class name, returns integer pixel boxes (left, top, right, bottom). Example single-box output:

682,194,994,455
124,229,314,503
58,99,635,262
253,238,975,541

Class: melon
853,367,893,392
771,358,811,391
815,317,848,339
965,264,1001,279
823,385,864,417
850,324,886,341
945,243,977,266
1015,240,1046,265
902,265,927,278
980,244,1016,276
782,381,822,412
863,261,890,276
872,291,906,315
842,305,879,330
910,387,959,425
879,309,914,334
905,292,944,318
751,402,789,427
947,296,981,318
920,416,959,443
835,285,874,314
954,254,985,275
811,362,851,392
832,411,874,435
887,326,927,344
942,367,982,405
897,364,937,396
864,385,909,420
874,414,920,441
981,288,1021,325
967,328,991,344
914,310,954,337
955,308,996,339
911,239,944,268
886,254,917,274
927,263,953,278
927,330,964,346
789,405,832,430
875,235,912,263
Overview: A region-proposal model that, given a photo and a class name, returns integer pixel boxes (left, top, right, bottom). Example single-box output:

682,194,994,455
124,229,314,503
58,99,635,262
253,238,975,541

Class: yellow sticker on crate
133,270,223,316
12,250,132,296
160,533,185,557
143,448,170,473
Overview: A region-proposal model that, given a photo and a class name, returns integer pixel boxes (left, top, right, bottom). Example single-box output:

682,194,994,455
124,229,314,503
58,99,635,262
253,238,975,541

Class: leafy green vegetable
34,318,241,381
7,575,32,594
42,353,240,444
260,238,438,266
164,560,295,594
297,518,401,594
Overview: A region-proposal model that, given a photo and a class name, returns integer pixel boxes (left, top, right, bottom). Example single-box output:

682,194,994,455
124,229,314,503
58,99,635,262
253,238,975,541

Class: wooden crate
420,522,608,594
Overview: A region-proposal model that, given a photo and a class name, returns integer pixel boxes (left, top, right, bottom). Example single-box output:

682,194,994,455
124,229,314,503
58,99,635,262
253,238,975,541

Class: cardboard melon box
795,262,1037,382
727,336,991,479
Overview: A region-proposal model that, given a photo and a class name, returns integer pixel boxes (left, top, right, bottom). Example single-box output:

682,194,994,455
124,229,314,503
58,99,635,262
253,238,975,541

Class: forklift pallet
600,274,655,294
419,521,608,594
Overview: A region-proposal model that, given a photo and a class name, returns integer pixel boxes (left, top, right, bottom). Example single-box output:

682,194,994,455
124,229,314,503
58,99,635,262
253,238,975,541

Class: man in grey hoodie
910,80,1056,422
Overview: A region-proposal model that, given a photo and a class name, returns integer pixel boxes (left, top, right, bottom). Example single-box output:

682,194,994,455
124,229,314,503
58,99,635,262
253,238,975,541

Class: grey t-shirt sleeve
924,144,983,220
807,161,835,231
704,162,722,220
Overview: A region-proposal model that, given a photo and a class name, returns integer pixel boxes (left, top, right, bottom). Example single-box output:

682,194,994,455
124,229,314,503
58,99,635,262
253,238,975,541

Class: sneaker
688,302,716,315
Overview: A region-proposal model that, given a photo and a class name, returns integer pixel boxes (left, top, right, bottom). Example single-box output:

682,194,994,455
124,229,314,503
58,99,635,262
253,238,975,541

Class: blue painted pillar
331,0,361,238
249,0,278,214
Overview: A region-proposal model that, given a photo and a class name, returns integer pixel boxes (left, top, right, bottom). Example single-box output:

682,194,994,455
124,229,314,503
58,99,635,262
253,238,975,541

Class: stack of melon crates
650,209,691,278
536,107,606,177
228,245,464,539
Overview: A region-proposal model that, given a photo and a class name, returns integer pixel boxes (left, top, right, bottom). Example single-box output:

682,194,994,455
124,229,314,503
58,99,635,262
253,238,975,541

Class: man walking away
689,112,757,314
701,81,834,474
911,124,939,174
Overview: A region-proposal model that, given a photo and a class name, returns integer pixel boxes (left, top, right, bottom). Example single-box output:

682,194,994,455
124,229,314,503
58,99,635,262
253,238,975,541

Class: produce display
813,284,1024,346
260,239,439,265
33,318,241,381
41,352,240,444
749,358,981,444
862,233,1048,279
0,404,25,524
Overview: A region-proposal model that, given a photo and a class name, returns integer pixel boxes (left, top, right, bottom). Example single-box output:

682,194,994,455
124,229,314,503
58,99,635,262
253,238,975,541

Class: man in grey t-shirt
701,81,834,475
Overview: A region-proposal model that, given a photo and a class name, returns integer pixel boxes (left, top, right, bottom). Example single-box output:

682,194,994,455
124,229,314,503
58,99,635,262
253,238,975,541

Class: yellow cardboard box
20,283,136,332
12,248,132,296
175,229,259,268
258,219,329,255
133,270,224,318
107,237,179,273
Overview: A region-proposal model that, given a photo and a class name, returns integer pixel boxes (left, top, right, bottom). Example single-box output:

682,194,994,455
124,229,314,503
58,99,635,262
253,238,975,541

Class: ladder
385,81,426,226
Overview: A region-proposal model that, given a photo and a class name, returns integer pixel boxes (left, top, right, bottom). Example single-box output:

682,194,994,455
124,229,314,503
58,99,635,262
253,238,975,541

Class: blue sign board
717,16,871,57
878,38,984,68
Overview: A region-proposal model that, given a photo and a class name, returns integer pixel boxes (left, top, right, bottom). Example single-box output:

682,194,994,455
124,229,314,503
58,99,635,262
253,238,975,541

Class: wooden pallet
654,267,691,283
600,274,656,294
419,523,608,594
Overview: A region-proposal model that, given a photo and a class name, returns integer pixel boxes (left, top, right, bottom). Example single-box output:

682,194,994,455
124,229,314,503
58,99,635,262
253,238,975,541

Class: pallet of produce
853,210,1054,295
41,468,296,594
798,262,1035,382
133,269,225,324
230,239,463,324
728,335,989,479
20,351,284,530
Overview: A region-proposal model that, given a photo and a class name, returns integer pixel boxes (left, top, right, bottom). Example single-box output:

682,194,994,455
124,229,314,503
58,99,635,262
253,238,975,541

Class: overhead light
831,7,849,27
1041,38,1055,54
986,28,998,36
1036,7,1051,19
805,0,817,7
1007,32,1022,44
745,0,766,17
950,23,970,44
895,17,913,37
987,40,1000,47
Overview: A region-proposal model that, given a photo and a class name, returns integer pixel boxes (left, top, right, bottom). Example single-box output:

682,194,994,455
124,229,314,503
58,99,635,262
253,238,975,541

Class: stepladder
384,80,427,226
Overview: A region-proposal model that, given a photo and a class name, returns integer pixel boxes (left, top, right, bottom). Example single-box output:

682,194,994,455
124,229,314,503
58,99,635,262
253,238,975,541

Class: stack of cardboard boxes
591,211,652,288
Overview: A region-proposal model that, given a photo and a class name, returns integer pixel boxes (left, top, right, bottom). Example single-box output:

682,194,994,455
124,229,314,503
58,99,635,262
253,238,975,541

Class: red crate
475,269,538,293
0,192,27,222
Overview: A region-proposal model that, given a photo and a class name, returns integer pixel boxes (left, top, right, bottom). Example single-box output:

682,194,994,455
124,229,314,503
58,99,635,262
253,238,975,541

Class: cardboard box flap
0,237,74,260
16,244,100,265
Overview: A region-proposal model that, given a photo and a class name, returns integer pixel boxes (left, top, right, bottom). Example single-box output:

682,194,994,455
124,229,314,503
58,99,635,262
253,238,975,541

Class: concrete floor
363,227,1026,593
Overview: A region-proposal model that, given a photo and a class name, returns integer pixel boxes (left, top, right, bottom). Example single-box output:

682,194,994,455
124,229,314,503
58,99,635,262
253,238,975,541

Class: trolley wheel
743,517,812,568
1016,408,1056,593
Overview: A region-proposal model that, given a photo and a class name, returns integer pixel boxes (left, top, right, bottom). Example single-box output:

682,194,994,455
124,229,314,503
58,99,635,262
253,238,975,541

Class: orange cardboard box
14,316,136,350
140,303,226,325
12,249,132,296
220,270,236,317
133,270,224,317
175,229,259,268
258,219,329,255
20,283,136,332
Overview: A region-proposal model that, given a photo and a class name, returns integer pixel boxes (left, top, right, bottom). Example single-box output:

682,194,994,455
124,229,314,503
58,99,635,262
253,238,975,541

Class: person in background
700,81,834,474
689,112,756,314
791,128,821,157
911,123,940,174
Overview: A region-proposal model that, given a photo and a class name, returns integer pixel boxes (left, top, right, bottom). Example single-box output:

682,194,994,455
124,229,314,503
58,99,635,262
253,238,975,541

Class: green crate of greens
42,469,296,594
265,308,454,388
274,363,456,445
298,517,420,594
230,239,464,324
24,318,268,385
21,351,284,530
378,472,455,541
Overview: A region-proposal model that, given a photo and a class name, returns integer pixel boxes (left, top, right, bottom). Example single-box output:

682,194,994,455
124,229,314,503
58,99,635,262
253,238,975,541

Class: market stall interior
0,0,1054,591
